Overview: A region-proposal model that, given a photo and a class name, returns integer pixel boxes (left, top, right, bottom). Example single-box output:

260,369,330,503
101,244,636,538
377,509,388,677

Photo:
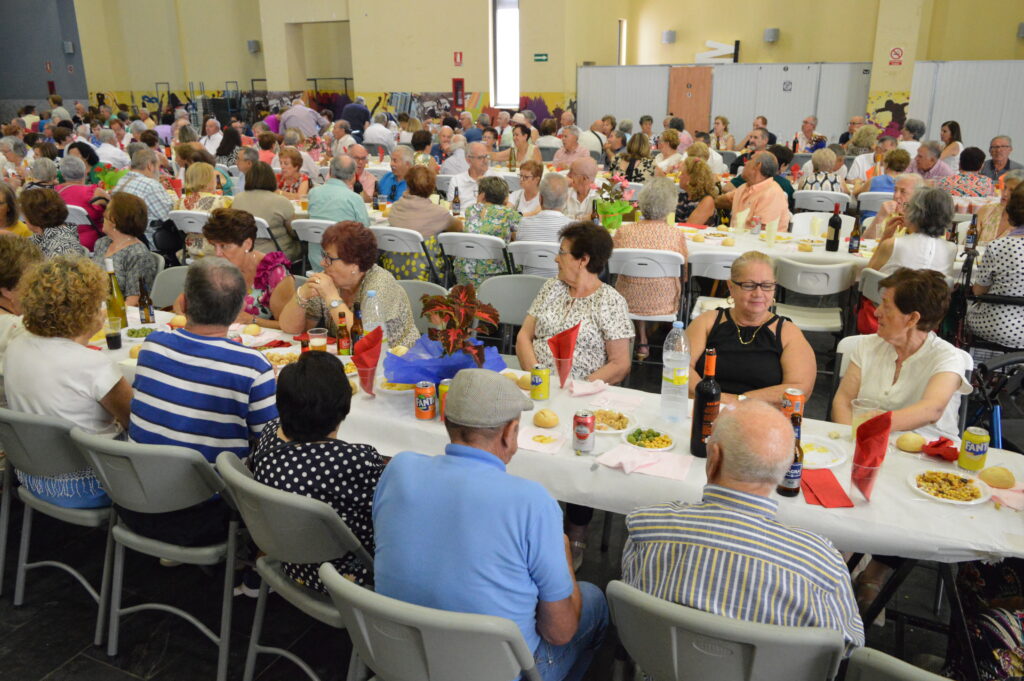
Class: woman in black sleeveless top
687,251,816,405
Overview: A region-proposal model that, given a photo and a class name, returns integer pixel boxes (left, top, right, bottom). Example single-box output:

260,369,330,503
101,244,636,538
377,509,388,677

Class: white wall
576,65,670,136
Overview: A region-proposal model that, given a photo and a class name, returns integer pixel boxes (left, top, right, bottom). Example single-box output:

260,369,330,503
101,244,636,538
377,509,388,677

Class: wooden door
667,66,713,134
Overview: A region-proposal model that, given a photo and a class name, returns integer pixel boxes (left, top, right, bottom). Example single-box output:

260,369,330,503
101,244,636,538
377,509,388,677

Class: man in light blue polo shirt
375,145,412,203
307,155,369,270
373,369,607,681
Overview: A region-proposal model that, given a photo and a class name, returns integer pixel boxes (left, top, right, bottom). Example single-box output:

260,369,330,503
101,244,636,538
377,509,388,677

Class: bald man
446,141,497,210
623,400,864,655
564,156,598,220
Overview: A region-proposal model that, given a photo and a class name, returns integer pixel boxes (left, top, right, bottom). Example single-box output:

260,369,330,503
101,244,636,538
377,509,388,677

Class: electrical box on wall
62,41,75,55
247,40,261,54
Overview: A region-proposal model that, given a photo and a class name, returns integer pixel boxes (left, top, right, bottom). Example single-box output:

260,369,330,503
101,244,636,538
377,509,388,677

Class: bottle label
848,236,860,253
780,461,802,489
699,399,720,441
662,367,689,386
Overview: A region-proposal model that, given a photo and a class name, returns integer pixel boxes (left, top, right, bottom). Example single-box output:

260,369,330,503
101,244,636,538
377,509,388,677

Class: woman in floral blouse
276,147,310,200
454,176,520,287
20,188,85,258
176,162,233,212
90,193,157,305
612,133,657,184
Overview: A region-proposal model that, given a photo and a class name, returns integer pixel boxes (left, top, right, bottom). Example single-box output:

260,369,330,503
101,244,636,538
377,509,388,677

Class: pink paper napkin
596,444,693,480
589,392,645,411
517,426,566,454
992,483,1024,511
569,379,607,396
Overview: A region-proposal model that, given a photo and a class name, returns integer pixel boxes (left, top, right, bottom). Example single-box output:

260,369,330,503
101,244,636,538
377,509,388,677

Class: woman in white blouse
653,128,684,176
867,186,957,278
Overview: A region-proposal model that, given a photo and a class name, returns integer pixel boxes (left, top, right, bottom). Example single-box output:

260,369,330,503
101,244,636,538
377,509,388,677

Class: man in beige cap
372,368,608,681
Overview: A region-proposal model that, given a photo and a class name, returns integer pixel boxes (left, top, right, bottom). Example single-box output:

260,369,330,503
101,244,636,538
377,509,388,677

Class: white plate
907,470,992,506
758,233,794,242
593,411,635,435
621,427,675,452
376,376,416,394
801,436,848,469
797,237,826,245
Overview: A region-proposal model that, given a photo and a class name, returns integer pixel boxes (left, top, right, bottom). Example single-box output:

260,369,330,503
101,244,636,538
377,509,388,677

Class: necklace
734,313,771,346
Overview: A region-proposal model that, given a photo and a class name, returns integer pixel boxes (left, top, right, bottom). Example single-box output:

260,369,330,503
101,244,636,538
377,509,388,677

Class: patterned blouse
615,155,656,184
277,173,310,194
244,252,292,319
676,187,719,225
455,203,520,288
175,192,232,213
90,238,158,298
527,279,635,379
935,173,996,198
31,223,86,258
613,221,688,317
799,171,845,193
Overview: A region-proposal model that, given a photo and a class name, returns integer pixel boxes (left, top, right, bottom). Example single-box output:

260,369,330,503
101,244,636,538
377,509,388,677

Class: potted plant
420,283,500,368
594,174,637,233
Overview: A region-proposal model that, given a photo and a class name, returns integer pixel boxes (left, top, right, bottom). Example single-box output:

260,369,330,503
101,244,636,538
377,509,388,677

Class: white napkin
733,208,750,232
569,379,607,396
992,483,1024,511
596,444,693,480
230,324,282,347
517,425,565,454
588,392,645,411
764,218,779,244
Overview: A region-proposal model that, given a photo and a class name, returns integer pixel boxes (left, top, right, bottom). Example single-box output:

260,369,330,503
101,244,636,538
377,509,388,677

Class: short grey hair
805,115,818,126
476,112,491,126
449,134,467,151
477,176,510,205
330,154,356,181
826,143,845,160
59,155,87,181
991,135,1013,148
98,129,117,145
177,125,199,143
355,96,366,105
75,124,91,139
203,118,221,132
0,136,27,158
184,257,247,326
562,125,581,139
238,146,259,164
708,400,795,484
637,177,678,220
251,121,270,134
29,158,57,183
903,118,926,140
129,120,147,136
618,119,633,134
905,185,953,238
372,112,387,125
174,108,190,120
126,142,146,160
282,129,302,146
131,148,158,170
522,110,536,124
811,148,836,173
919,140,942,159
539,173,569,210
391,145,414,165
752,151,778,178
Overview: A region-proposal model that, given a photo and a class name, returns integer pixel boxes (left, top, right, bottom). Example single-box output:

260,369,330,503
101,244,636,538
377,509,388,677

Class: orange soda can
438,379,452,423
781,388,805,420
414,381,436,420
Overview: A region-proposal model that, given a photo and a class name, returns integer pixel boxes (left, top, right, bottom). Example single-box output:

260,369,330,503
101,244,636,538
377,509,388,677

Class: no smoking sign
889,47,904,66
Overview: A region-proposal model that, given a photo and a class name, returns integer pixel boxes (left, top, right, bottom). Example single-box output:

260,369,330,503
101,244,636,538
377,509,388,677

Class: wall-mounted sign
44,61,52,73
452,78,465,108
533,53,548,62
454,51,463,67
888,46,904,66
696,40,737,64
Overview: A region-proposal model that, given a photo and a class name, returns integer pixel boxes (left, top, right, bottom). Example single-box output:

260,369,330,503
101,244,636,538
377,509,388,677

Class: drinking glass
105,318,123,350
851,398,882,439
308,327,328,352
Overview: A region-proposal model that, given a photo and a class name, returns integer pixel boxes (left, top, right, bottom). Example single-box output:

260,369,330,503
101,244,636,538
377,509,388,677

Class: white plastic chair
846,647,948,681
436,174,452,195
789,212,855,238
252,216,282,251
478,274,548,352
773,257,856,334
371,225,442,284
607,580,845,681
508,240,559,277
794,190,850,213
168,210,209,234
227,164,242,179
720,150,738,167
437,232,512,283
151,265,188,308
686,251,740,321
292,218,334,271
397,279,447,336
857,191,893,215
148,249,166,276
608,249,686,322
859,267,886,305
319,562,542,681
65,204,91,225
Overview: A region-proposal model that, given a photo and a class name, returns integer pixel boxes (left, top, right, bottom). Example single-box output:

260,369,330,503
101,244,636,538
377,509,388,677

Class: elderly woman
66,141,104,185
0,183,30,237
176,162,232,212
799,148,847,193
967,184,1024,349
384,165,461,281
229,161,299,261
4,256,134,507
508,159,543,216
676,156,720,226
410,130,438,172
175,145,233,194
853,148,910,199
710,115,735,151
21,188,85,257
935,147,995,198
868,186,957,277
847,124,880,158
454,176,520,287
279,221,420,346
214,126,243,167
276,147,309,200
976,169,1023,243
250,351,385,591
90,193,157,306
24,157,58,191
613,132,656,184
56,155,107,250
653,128,683,175
687,251,816,404
490,123,541,165
0,238,43,404
613,178,688,360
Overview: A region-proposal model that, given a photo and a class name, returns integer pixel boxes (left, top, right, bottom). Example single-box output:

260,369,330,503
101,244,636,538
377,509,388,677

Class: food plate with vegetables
623,427,674,452
908,470,991,506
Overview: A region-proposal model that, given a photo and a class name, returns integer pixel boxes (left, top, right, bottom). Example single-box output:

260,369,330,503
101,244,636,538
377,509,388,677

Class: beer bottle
104,258,128,326
964,215,979,251
777,413,804,497
825,203,841,252
508,144,517,172
350,302,364,346
372,193,380,211
451,186,461,216
337,318,352,355
138,277,155,324
690,348,721,458
591,201,601,226
848,217,862,254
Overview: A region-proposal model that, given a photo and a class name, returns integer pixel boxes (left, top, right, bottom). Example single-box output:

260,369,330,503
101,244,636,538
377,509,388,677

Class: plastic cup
308,327,328,352
851,398,881,439
849,463,882,501
553,357,573,389
357,366,377,397
105,318,123,350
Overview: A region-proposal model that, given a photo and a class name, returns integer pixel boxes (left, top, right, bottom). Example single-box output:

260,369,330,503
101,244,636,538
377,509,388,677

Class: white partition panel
817,63,872,142
709,64,762,139
747,64,821,145
576,65,670,134
907,61,939,135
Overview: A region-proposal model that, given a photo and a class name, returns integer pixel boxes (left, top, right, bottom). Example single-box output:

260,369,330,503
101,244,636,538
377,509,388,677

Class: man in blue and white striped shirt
129,258,278,462
622,400,864,654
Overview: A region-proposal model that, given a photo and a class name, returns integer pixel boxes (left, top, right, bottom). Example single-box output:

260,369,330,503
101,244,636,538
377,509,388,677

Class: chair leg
107,542,126,657
0,468,11,598
601,511,614,552
242,578,270,681
94,513,116,647
13,504,33,606
216,521,238,681
346,649,369,681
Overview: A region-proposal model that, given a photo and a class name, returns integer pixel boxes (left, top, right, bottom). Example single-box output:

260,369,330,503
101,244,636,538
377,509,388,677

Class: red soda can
573,410,596,455
414,381,436,420
438,379,452,423
781,388,805,420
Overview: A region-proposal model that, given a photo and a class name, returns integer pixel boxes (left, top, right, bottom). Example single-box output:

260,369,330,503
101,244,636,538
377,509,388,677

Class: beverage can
958,427,990,471
530,365,550,401
438,379,452,423
573,410,596,455
781,388,805,420
414,381,436,420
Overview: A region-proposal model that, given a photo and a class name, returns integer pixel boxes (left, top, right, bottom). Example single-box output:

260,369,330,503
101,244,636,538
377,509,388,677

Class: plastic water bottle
660,321,691,422
362,290,386,350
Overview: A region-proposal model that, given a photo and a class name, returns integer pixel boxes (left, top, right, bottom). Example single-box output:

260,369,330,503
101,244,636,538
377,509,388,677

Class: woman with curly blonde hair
4,256,134,508
675,156,719,226
711,115,735,151
176,162,232,212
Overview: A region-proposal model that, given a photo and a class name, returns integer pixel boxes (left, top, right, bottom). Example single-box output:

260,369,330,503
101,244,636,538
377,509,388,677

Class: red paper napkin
353,327,383,395
292,332,309,342
801,469,854,508
853,411,891,499
547,322,580,388
923,437,959,462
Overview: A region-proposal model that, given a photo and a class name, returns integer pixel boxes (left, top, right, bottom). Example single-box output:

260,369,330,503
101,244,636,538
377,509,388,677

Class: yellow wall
924,2,1024,61
302,22,353,82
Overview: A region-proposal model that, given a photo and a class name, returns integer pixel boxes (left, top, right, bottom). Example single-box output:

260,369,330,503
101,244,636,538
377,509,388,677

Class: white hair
563,125,582,139
98,129,117,144
392,145,414,164
637,177,678,220
373,112,388,125
449,134,467,151
708,400,794,484
539,173,568,210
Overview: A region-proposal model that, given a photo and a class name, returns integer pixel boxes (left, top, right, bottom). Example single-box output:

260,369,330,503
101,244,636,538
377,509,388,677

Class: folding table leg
940,564,981,681
860,558,916,628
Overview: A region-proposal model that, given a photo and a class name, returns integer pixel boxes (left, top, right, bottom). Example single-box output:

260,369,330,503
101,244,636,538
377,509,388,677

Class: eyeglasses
321,253,345,267
467,154,488,160
557,249,570,256
519,174,536,180
731,280,777,291
990,145,1010,150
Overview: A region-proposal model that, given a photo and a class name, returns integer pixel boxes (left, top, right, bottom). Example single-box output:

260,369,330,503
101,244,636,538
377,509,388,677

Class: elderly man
564,157,598,221
899,119,926,157
48,95,72,124
728,127,770,174
430,125,455,164
440,135,469,175
557,110,575,137
330,120,357,157
233,146,259,193
446,142,495,209
866,173,925,239
457,111,480,144
796,115,827,153
111,149,175,242
374,368,608,681
514,174,571,277
981,136,1022,182
341,96,371,138
603,130,627,167
553,126,592,170
839,115,865,147
362,112,395,154
198,118,223,155
623,400,863,655
137,107,156,130
726,151,791,231
908,141,954,181
848,135,898,182
376,145,413,203
96,129,131,169
577,121,607,156
347,144,377,202
280,97,327,138
309,155,370,226
494,110,513,147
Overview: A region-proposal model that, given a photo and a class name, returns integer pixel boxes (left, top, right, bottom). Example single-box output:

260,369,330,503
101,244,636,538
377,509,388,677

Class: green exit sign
533,53,548,62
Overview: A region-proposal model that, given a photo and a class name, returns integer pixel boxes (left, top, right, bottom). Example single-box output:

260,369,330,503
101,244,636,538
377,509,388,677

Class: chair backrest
792,152,813,168
437,232,509,262
857,192,893,215
608,248,685,279
397,279,447,335
507,240,559,272
436,174,452,195
540,146,557,162
168,210,210,234
215,451,373,567
836,334,866,378
319,563,541,681
789,212,855,237
845,647,947,681
253,216,274,240
292,219,333,246
859,267,885,305
687,250,739,280
589,150,602,163
793,190,850,213
0,407,88,478
862,216,875,232
363,143,384,157
65,204,91,225
147,249,165,276
227,164,242,179
71,428,225,514
606,580,845,681
371,225,426,254
150,265,189,308
720,150,738,166
478,275,547,328
774,257,855,297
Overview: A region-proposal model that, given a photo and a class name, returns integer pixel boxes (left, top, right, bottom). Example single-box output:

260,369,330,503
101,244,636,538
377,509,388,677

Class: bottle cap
672,321,684,329
366,290,377,297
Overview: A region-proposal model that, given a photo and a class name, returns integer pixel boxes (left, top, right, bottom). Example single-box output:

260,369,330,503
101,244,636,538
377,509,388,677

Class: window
491,0,520,109
617,19,628,65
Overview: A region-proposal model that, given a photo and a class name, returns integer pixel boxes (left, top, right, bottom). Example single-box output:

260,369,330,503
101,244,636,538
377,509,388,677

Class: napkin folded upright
852,411,892,499
547,322,580,388
801,469,854,508
596,444,693,480
922,437,959,462
733,208,750,232
353,327,383,395
569,379,607,397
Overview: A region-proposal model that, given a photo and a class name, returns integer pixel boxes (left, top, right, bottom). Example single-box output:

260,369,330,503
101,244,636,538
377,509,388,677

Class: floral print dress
454,203,520,288
244,252,292,319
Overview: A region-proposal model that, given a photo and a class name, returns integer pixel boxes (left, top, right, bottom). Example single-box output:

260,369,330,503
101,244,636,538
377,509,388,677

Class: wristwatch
328,298,343,311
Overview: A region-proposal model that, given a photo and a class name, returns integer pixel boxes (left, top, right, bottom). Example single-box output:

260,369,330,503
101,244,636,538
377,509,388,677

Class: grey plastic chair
606,580,845,681
71,428,237,681
478,274,547,353
396,279,447,336
150,265,188,309
215,451,373,681
540,146,557,162
319,562,542,681
846,647,947,680
0,407,114,646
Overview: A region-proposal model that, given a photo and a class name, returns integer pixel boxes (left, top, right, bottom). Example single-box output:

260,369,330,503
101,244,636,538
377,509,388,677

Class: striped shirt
622,485,864,654
128,329,278,462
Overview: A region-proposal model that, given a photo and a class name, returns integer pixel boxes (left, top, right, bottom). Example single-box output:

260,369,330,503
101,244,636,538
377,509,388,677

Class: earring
726,295,735,306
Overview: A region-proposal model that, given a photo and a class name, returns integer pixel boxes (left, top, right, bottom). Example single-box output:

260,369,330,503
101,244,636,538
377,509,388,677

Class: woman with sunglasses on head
686,251,816,405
